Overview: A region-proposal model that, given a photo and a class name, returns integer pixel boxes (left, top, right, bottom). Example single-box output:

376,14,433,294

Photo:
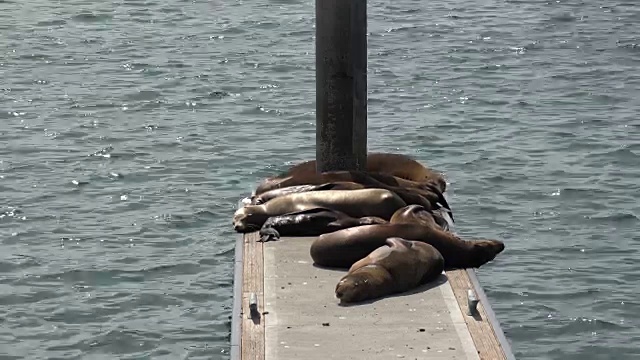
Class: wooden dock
230,197,516,360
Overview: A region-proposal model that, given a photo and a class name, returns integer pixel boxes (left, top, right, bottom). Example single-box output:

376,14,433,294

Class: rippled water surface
1,0,639,358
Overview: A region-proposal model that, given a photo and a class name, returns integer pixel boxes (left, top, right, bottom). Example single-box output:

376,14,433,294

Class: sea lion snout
469,239,505,268
335,275,369,303
232,208,246,230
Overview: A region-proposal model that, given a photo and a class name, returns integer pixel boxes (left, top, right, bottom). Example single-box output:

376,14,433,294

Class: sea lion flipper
437,204,454,223
258,227,281,242
423,183,454,222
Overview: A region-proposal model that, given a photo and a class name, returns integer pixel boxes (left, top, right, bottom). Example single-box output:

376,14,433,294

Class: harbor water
1,0,639,358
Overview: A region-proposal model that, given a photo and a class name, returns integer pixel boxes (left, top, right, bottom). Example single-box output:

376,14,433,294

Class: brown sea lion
250,182,365,205
257,207,388,242
233,189,407,233
309,222,504,270
335,237,445,304
281,152,446,191
256,169,442,195
253,170,453,220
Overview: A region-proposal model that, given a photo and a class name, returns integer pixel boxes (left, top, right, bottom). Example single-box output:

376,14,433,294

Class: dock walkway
231,199,515,360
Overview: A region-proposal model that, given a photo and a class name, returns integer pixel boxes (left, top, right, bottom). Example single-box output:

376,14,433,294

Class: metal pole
315,0,368,173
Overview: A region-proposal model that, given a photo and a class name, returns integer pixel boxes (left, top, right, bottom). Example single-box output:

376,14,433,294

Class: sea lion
255,169,442,196
250,182,365,205
335,237,445,304
309,222,504,270
257,207,388,242
253,170,452,219
280,153,446,191
233,189,407,233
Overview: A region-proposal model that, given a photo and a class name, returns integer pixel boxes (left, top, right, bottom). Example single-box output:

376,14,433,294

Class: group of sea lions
232,153,505,304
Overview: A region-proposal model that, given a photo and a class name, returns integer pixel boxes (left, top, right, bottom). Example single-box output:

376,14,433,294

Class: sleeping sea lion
251,182,365,205
335,237,444,304
309,221,504,270
280,152,446,191
233,189,407,233
257,207,387,242
255,169,441,195
253,170,452,219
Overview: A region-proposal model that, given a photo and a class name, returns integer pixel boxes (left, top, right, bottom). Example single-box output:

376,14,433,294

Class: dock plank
241,232,265,360
448,269,507,360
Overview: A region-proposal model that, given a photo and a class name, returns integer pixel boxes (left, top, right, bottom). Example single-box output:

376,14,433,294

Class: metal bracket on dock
466,289,479,316
248,292,260,320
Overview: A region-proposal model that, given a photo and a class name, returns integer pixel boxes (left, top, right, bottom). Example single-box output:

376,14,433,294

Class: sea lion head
335,271,375,304
335,262,393,304
469,239,506,268
232,206,269,233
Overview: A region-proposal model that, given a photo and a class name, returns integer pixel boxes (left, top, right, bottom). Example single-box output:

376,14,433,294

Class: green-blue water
1,0,639,358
